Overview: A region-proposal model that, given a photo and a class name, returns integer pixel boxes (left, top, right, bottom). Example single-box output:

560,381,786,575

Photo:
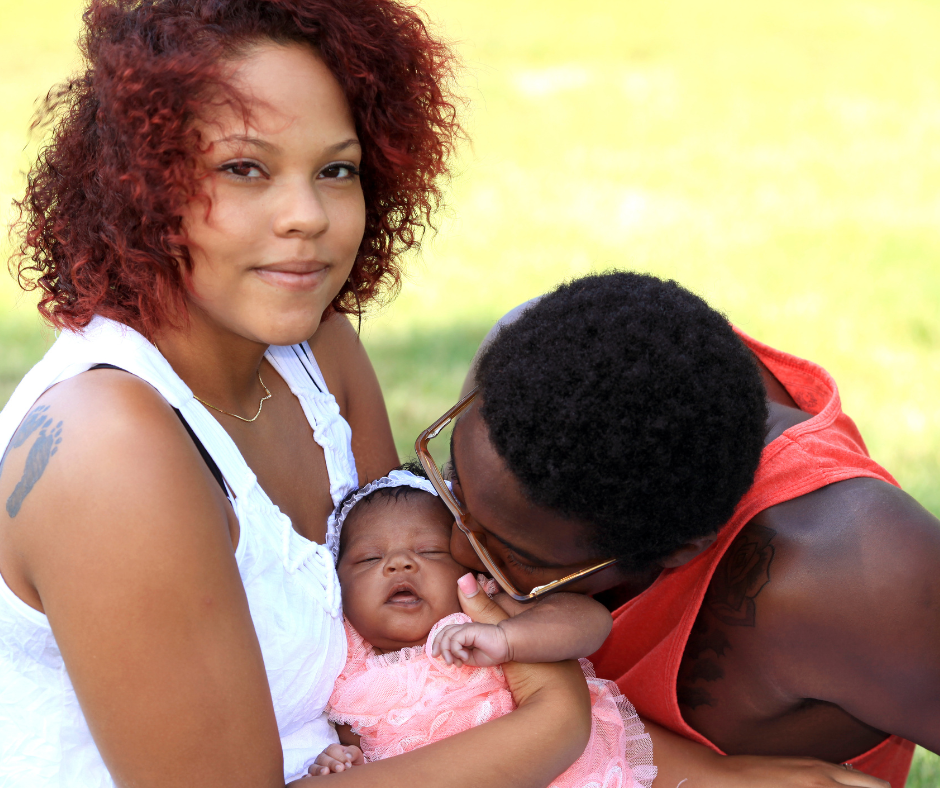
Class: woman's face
449,403,627,597
181,41,365,346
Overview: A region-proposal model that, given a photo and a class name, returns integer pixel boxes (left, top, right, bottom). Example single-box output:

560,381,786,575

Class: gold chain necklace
193,369,272,423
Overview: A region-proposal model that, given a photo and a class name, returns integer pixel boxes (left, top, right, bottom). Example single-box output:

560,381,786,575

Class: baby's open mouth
385,582,423,607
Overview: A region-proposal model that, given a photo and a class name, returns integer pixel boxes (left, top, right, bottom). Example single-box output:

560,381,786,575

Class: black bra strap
89,364,229,498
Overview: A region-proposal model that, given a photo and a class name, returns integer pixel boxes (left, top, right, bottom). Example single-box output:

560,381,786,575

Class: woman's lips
254,262,329,292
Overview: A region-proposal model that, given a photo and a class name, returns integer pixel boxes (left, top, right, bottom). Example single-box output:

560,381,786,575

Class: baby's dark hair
336,461,445,558
475,272,768,572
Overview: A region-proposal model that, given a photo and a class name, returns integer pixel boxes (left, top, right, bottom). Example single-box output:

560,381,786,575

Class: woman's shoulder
307,313,398,484
0,368,233,610
17,366,204,488
306,312,363,409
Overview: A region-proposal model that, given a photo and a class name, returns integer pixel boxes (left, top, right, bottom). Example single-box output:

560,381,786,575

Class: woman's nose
272,178,330,238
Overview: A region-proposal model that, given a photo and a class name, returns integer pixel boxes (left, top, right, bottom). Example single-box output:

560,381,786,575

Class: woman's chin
232,309,328,347
258,323,323,347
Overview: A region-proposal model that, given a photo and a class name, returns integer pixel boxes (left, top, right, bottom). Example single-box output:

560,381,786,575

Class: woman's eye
220,160,266,180
320,162,360,180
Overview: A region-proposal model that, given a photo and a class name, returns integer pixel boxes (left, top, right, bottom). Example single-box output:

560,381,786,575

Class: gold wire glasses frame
415,387,618,602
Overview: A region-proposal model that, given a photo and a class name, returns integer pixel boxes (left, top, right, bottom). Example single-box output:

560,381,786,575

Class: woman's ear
658,532,718,569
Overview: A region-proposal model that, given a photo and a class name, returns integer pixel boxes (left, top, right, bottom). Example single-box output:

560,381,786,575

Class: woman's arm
3,371,596,788
645,721,890,788
298,576,593,788
309,313,399,484
2,372,286,788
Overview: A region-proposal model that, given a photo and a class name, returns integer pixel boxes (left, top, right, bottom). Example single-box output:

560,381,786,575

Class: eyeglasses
415,387,617,602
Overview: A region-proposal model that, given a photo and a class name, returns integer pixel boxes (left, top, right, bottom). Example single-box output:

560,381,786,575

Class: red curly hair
11,0,461,338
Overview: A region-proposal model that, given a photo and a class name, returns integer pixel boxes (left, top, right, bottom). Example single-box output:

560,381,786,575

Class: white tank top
0,316,357,786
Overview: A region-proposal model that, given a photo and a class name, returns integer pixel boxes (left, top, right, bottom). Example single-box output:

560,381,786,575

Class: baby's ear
457,574,509,625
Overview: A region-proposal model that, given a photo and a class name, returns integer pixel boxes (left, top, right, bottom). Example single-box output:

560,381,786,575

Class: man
438,272,939,787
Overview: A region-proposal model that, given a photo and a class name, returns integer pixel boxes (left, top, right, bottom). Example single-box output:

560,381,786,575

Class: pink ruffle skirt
328,614,656,788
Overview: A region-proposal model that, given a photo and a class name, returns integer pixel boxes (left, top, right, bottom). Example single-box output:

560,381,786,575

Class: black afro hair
475,272,768,572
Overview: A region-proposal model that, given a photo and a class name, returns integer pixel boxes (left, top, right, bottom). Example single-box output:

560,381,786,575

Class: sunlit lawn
1,0,938,780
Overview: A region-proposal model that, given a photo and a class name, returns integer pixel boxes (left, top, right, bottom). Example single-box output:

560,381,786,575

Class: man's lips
385,581,423,608
253,260,329,291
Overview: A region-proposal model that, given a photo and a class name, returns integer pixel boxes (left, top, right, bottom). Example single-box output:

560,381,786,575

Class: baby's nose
384,550,416,573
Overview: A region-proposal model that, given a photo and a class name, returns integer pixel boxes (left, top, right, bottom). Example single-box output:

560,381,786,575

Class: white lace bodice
0,316,358,785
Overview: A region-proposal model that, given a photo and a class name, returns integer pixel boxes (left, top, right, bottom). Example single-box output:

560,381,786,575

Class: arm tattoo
705,524,776,627
1,405,64,518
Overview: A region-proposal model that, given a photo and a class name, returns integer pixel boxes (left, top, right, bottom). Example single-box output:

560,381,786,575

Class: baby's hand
308,743,364,776
431,621,512,667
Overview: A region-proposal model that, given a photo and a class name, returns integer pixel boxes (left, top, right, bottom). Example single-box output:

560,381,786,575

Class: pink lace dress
328,614,657,788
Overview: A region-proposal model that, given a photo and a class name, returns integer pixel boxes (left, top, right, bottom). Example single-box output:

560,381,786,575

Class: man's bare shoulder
756,476,940,597
748,477,940,748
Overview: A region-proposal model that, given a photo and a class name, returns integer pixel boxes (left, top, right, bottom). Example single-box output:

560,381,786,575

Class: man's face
448,403,627,597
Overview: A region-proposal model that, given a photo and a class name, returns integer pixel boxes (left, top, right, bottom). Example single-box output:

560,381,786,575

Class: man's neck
592,566,662,612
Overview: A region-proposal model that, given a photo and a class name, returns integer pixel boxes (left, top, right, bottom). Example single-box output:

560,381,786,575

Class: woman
0,1,591,785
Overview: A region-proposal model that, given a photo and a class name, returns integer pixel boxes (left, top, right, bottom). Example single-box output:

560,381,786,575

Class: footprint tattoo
6,418,64,518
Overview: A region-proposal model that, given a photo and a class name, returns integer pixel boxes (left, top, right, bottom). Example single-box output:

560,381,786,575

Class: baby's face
337,493,467,652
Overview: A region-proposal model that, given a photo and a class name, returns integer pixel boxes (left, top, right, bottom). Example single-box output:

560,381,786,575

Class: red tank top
589,328,915,787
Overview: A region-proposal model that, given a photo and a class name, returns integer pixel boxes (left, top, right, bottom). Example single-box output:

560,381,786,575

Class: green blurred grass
910,747,940,787
1,0,938,779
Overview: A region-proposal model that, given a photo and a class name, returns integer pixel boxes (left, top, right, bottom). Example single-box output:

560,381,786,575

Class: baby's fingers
308,744,360,776
344,745,365,767
432,624,471,666
721,755,891,788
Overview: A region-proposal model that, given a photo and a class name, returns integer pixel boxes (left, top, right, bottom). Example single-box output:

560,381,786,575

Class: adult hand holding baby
431,574,513,666
447,572,594,740
433,573,614,668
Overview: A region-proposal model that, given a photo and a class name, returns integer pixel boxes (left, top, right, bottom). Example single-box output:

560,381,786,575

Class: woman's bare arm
297,576,593,788
1,372,286,788
1,371,591,788
309,313,399,484
645,721,889,788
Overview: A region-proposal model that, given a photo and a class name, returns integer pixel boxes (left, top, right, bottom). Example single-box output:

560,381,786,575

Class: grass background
1,0,938,780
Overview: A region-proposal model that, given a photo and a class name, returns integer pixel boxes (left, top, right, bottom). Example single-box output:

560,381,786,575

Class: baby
310,467,656,788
